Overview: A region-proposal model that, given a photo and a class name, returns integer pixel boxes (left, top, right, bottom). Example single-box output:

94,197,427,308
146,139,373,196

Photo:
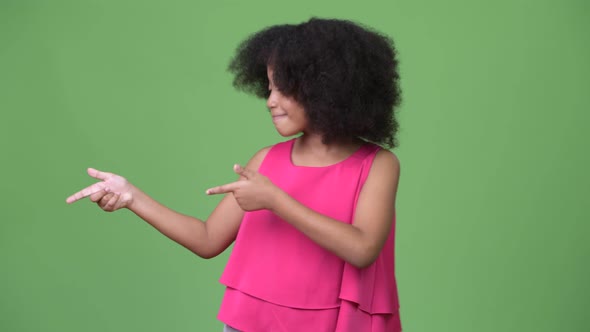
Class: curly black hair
228,18,401,148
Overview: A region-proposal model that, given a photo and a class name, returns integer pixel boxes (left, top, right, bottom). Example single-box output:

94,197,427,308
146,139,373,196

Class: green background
1,0,588,331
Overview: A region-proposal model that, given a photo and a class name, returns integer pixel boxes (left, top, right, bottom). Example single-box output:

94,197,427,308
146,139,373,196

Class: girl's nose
266,93,277,109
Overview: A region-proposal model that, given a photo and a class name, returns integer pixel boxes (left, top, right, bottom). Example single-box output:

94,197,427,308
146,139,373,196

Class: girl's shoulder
249,139,295,169
245,145,274,172
361,142,400,167
368,147,401,179
375,147,400,166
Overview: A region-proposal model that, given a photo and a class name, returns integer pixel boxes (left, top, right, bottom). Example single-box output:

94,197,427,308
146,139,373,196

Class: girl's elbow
349,244,380,269
195,251,216,259
189,245,219,259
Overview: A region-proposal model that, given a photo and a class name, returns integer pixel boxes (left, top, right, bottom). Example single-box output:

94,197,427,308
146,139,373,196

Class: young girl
67,18,402,332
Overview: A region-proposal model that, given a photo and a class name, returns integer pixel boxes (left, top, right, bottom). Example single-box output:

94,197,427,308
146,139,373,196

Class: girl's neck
291,133,364,167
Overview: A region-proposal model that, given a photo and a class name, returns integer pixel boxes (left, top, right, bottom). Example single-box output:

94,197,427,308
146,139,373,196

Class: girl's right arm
126,185,242,258
66,146,271,259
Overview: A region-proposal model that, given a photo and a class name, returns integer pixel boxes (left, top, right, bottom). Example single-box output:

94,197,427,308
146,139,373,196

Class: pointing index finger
66,182,107,204
206,181,241,195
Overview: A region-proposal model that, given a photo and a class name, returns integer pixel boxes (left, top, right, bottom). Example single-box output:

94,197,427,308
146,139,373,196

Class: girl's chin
274,127,300,137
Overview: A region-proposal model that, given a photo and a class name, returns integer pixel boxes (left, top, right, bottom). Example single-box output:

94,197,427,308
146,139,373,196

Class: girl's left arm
207,150,400,269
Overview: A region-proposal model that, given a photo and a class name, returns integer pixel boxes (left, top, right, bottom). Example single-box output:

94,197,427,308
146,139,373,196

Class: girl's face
267,67,309,137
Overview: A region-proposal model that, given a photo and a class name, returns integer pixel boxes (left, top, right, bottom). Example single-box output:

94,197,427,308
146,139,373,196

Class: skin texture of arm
66,146,271,259
207,149,400,268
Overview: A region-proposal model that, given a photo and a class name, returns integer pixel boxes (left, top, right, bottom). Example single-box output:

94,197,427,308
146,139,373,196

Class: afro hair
228,18,401,148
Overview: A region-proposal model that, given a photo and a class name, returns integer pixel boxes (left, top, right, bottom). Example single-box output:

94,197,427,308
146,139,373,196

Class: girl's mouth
272,114,287,122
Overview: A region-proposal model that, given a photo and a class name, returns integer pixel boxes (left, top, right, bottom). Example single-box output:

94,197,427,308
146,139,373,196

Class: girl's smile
271,113,287,122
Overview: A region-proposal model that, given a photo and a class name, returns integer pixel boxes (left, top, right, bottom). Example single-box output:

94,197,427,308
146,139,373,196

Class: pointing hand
206,164,279,211
66,168,134,212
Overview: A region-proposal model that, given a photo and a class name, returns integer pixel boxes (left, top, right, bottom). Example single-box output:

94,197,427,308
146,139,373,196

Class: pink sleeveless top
218,139,401,331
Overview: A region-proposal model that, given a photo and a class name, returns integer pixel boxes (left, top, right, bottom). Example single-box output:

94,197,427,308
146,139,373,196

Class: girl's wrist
125,184,141,211
267,185,283,212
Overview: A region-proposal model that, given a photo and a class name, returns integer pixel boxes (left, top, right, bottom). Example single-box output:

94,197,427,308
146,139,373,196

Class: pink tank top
218,139,400,331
